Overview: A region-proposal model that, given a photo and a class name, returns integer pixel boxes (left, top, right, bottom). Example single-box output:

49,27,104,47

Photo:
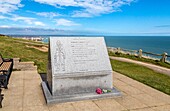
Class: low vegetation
0,36,47,73
109,51,170,69
111,59,170,95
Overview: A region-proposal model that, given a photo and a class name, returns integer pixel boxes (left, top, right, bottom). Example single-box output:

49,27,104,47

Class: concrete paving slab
3,86,23,96
115,96,147,110
10,71,24,80
131,107,156,111
118,76,140,86
24,85,42,96
24,71,41,80
131,94,166,107
8,79,24,88
3,95,23,107
23,94,46,107
24,79,41,88
72,100,102,111
94,98,127,111
116,85,144,95
48,103,76,111
0,106,23,111
23,105,49,111
1,61,170,111
113,79,128,86
148,91,170,104
152,105,170,111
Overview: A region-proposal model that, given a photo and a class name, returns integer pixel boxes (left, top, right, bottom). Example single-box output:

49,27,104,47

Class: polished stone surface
44,37,116,103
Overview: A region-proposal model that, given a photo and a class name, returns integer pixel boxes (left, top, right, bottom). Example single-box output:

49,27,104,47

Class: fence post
160,52,168,62
138,49,143,58
117,47,121,53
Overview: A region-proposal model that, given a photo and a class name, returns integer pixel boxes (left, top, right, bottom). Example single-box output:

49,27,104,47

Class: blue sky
0,0,170,35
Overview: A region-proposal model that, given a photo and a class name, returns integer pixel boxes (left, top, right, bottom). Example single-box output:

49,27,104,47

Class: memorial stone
42,37,121,104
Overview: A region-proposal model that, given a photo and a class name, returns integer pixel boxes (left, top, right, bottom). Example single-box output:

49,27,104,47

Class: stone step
14,64,35,70
13,58,37,71
19,61,35,65
20,66,37,71
17,63,37,71
13,58,20,69
13,58,20,63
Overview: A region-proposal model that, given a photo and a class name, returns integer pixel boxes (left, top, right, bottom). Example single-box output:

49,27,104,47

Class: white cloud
112,0,134,8
34,0,77,7
36,12,61,18
0,14,46,26
24,19,33,25
34,0,135,17
11,15,46,26
0,14,35,24
34,21,45,26
0,15,7,19
56,19,80,26
0,25,11,28
10,15,35,24
72,12,92,17
0,0,23,13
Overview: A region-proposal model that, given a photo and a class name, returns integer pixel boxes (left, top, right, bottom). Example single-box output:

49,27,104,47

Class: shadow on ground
39,73,47,81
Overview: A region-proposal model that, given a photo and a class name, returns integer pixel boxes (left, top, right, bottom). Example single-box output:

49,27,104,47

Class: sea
12,35,170,61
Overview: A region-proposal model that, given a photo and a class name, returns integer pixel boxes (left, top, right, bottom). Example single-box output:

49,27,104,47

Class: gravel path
110,56,170,76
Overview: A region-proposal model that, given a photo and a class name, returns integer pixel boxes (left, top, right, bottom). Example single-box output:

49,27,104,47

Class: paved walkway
1,59,170,111
110,56,170,76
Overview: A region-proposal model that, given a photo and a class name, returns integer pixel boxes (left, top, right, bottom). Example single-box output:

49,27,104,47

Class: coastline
10,35,170,61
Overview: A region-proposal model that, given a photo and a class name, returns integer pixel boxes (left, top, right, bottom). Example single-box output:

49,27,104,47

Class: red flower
96,88,102,94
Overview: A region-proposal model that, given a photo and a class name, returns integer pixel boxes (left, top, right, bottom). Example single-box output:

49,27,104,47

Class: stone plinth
42,37,121,104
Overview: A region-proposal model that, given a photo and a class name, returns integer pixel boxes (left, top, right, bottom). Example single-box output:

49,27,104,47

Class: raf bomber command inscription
50,37,112,76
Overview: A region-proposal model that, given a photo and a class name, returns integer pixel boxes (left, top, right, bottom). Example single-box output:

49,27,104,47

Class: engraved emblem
54,40,65,71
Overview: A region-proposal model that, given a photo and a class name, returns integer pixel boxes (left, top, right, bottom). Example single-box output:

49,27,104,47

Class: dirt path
26,45,48,52
13,40,48,52
110,56,170,76
13,39,48,47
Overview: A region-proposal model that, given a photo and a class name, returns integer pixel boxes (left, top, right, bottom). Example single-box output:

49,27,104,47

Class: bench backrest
0,54,3,66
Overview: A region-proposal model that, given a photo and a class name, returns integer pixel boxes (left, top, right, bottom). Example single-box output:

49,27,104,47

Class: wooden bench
0,54,13,108
0,82,4,108
0,54,13,89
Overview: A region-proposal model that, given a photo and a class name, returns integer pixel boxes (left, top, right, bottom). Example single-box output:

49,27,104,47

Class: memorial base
41,81,121,104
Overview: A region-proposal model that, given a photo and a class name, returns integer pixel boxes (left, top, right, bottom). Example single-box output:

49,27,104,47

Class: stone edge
41,81,122,104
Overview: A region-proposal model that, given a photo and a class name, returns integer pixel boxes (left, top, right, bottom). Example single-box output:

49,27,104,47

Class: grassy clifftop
1,36,170,95
109,51,170,69
0,36,48,73
111,60,170,95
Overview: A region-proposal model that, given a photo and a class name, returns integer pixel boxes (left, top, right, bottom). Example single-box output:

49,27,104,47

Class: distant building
21,37,43,42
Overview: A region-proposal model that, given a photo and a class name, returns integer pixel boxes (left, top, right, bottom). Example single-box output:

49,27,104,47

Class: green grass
1,36,170,95
111,59,170,95
109,51,170,69
0,36,47,73
12,36,48,45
